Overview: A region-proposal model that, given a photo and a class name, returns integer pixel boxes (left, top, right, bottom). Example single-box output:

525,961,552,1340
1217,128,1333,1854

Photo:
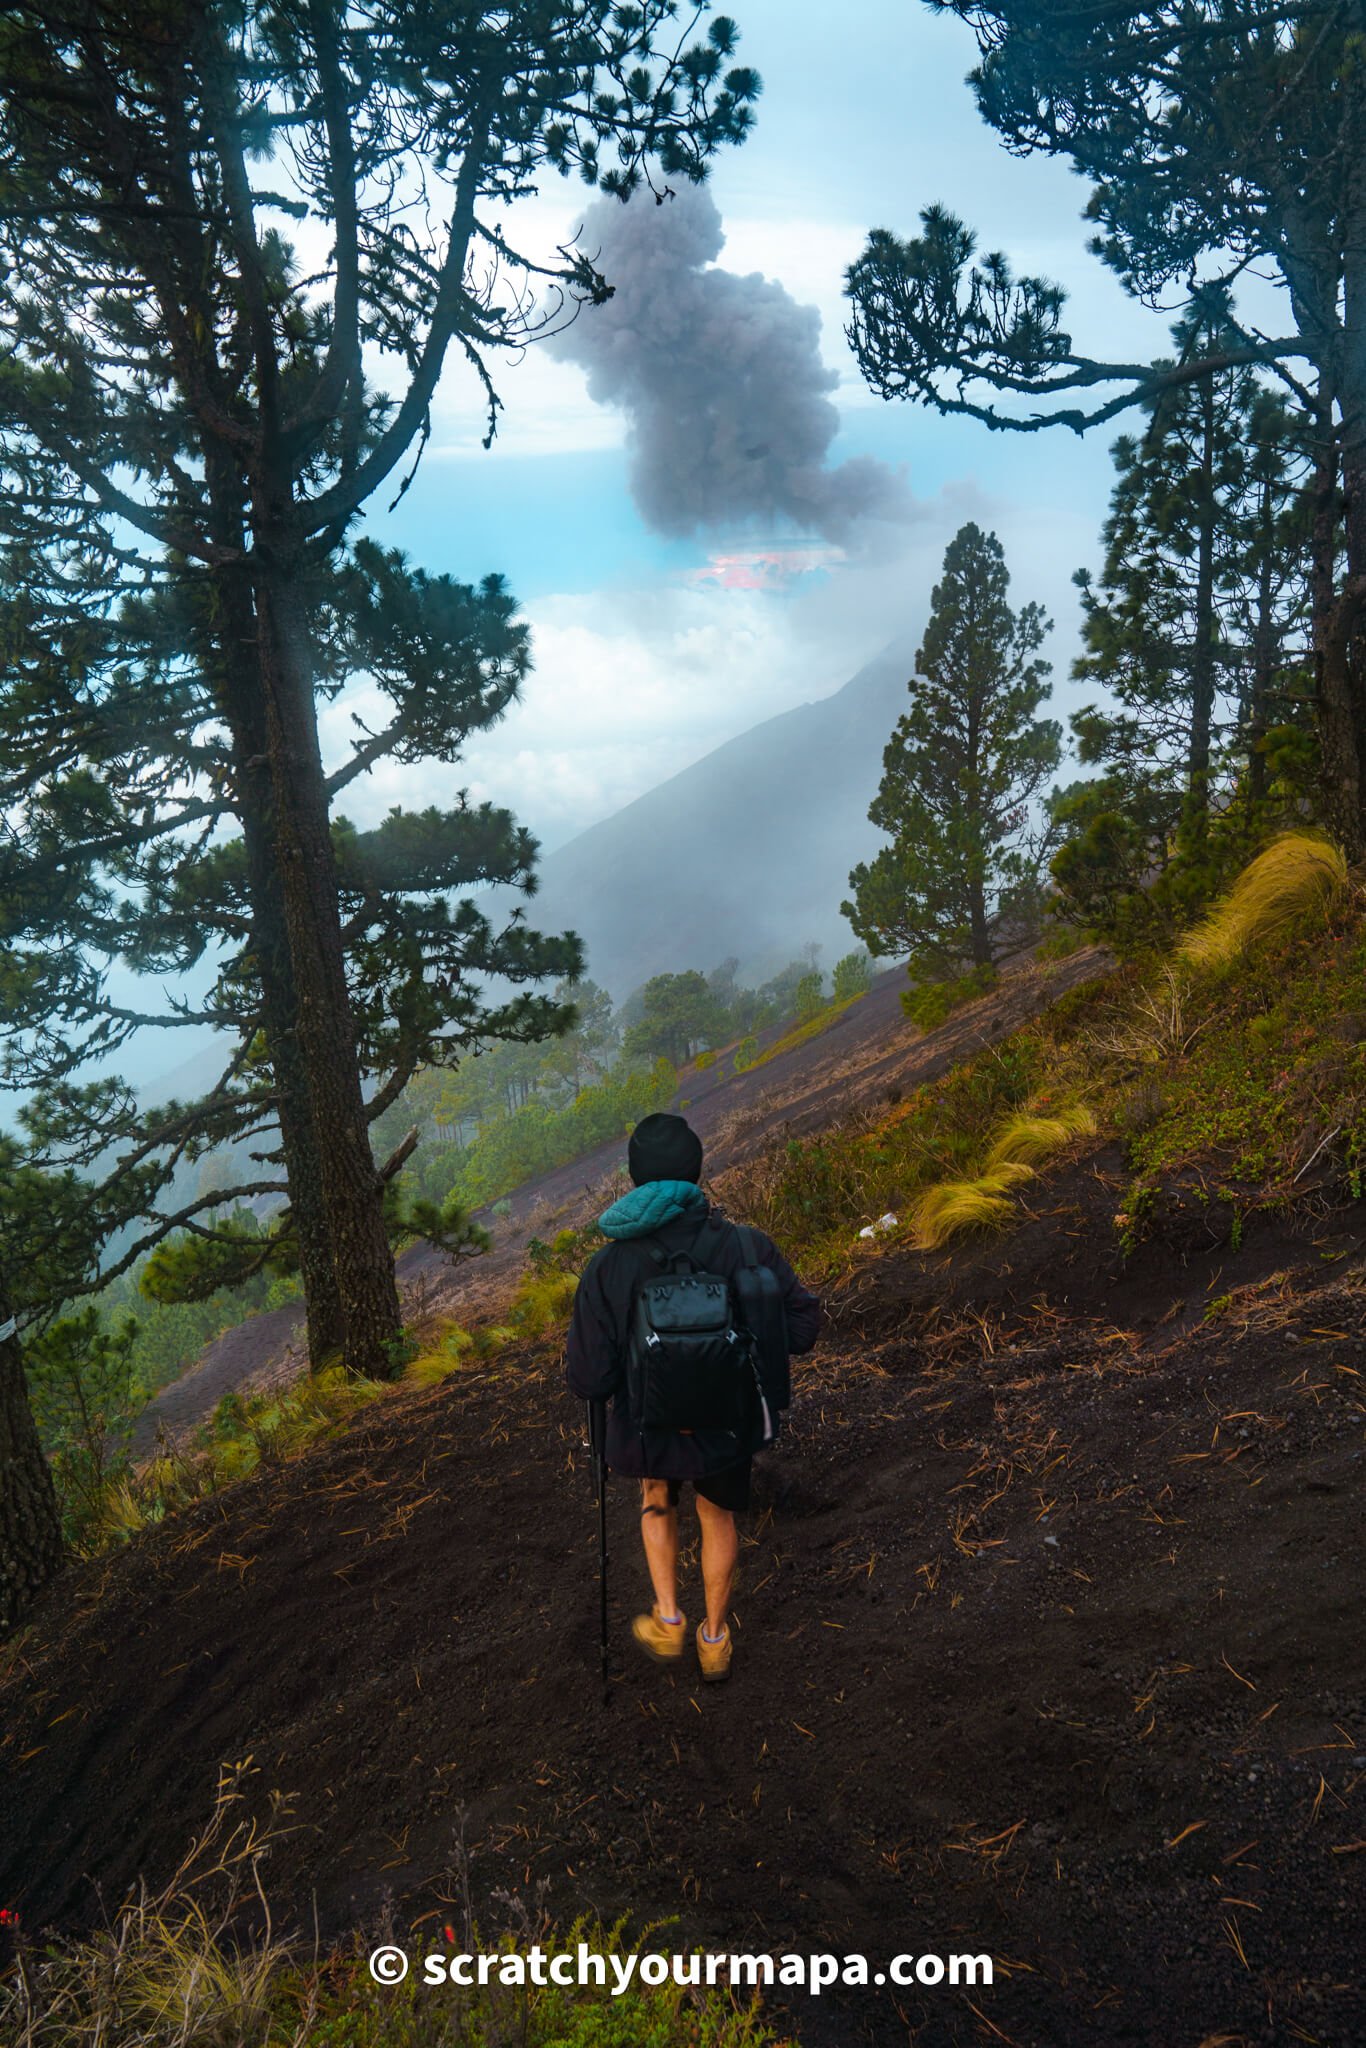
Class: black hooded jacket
566,1187,822,1479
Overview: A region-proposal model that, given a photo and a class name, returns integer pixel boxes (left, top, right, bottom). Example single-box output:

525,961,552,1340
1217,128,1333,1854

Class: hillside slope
502,642,915,995
130,949,1105,1450
4,1146,1363,2048
7,909,1366,2048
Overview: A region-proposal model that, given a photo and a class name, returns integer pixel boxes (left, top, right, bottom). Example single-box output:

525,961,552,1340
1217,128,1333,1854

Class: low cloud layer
550,185,915,545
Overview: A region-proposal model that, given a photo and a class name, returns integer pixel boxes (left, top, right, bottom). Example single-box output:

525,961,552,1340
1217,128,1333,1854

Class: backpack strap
734,1224,761,1269
683,1214,733,1275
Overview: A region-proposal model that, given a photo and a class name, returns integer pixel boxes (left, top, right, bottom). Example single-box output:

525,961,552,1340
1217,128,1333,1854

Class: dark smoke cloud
550,185,914,545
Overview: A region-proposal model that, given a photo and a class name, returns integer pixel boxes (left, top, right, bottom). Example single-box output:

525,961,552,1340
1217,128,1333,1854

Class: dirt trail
130,949,1108,1456
8,1148,1364,2048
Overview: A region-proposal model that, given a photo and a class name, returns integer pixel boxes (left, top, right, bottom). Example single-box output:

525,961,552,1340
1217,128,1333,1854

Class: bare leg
695,1494,738,1639
639,1478,680,1618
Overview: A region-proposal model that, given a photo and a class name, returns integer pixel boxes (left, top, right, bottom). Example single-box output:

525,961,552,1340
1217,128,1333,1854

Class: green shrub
903,981,952,1032
902,964,997,1031
439,1058,677,1213
832,949,873,1001
793,969,825,1022
26,1309,143,1543
1035,926,1082,962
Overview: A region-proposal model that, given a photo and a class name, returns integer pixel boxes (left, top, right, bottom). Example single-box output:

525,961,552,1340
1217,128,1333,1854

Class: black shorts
664,1459,751,1513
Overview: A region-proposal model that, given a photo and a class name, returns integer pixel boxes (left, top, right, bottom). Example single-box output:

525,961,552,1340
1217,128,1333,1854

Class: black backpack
623,1218,789,1444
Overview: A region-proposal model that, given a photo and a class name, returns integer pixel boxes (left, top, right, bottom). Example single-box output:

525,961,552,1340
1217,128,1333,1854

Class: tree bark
0,1283,65,1638
1328,117,1366,857
1182,373,1219,846
212,553,347,1369
1309,407,1363,857
254,557,402,1375
241,793,349,1368
1246,476,1275,810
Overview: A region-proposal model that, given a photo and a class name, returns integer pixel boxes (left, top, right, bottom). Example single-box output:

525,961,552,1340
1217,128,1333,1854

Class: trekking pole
587,1399,610,1702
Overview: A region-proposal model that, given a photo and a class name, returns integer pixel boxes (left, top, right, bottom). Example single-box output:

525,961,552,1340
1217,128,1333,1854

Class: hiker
566,1111,821,1682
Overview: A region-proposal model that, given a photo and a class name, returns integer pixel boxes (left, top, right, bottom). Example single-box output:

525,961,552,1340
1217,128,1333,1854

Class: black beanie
628,1111,704,1186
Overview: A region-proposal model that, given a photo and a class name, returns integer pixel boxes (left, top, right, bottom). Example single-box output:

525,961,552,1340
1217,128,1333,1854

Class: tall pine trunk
1310,404,1362,857
1246,475,1275,811
212,551,347,1368
241,789,349,1368
254,557,402,1376
0,1284,64,1636
965,693,992,967
1328,171,1366,858
1182,374,1219,847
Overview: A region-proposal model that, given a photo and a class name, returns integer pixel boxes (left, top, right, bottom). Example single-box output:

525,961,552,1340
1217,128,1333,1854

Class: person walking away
566,1112,821,1682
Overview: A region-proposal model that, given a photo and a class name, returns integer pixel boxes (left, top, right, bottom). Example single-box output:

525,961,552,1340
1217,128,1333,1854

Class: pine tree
1071,302,1256,847
1229,391,1316,806
843,525,1060,974
1052,361,1317,946
0,540,580,1361
831,950,873,1001
0,1141,116,1635
622,973,730,1067
0,4,756,1374
1070,321,1314,852
537,980,619,1094
843,4,1366,854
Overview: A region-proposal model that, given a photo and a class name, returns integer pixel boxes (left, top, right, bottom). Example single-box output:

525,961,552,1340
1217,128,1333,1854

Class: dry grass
986,1104,1097,1170
402,1326,475,1390
911,1097,1098,1251
912,1161,1036,1251
2,1762,308,2048
1093,964,1209,1065
1,1766,781,2046
1179,831,1349,973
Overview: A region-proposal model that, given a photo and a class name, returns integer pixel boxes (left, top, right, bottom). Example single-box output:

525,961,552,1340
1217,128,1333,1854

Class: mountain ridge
517,640,914,997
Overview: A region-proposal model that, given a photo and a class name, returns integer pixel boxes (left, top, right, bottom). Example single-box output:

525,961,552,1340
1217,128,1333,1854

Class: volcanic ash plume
551,185,914,545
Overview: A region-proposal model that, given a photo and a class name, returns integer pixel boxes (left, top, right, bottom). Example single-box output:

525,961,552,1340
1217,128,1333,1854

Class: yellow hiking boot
696,1621,733,1683
631,1605,687,1664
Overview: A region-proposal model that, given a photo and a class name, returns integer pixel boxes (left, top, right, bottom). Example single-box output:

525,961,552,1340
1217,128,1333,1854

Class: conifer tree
844,3,1366,853
0,538,580,1363
1069,303,1256,850
843,524,1060,974
0,1,757,1376
0,1292,63,1638
1051,363,1316,945
622,973,729,1067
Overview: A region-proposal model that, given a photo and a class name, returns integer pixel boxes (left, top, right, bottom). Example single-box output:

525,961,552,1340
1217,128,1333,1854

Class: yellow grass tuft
1178,830,1348,972
511,1267,579,1337
912,1161,1035,1250
403,1325,474,1389
987,1102,1097,1170
95,1478,158,1542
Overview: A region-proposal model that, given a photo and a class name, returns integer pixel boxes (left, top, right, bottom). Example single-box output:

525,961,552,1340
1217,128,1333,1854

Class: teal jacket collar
597,1179,707,1240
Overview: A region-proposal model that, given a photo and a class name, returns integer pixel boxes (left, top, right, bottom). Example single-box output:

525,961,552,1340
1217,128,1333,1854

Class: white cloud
317,469,1105,859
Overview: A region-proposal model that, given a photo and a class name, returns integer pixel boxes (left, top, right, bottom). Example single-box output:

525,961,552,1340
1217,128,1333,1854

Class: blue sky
333,0,1185,858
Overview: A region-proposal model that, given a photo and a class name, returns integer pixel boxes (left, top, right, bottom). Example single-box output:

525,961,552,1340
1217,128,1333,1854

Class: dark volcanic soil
5,1155,1365,2048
